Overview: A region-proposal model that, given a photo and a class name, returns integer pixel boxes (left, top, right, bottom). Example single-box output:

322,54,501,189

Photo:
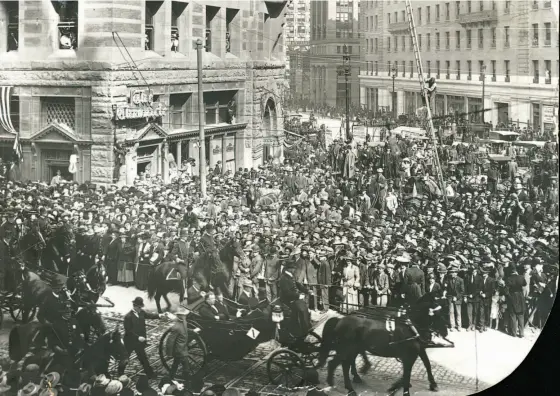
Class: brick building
360,0,558,132
0,0,289,185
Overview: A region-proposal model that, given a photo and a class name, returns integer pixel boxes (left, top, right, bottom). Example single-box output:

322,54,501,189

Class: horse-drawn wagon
159,298,323,388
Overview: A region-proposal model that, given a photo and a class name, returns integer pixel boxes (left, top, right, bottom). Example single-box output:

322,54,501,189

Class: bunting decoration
0,86,22,165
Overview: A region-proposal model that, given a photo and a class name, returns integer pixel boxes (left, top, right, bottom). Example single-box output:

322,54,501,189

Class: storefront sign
543,106,556,123
212,145,221,155
115,89,166,120
226,143,234,152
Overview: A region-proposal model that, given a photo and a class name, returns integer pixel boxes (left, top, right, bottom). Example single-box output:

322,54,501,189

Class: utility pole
196,39,207,198
343,45,351,141
481,64,486,124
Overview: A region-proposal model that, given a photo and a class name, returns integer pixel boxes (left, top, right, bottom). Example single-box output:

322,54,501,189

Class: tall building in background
285,0,311,105
360,0,558,133
285,0,311,43
0,0,289,185
310,0,361,108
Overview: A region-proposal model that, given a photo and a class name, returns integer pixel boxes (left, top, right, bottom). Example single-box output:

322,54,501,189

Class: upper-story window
206,6,220,53
171,1,188,53
427,6,431,23
42,97,76,131
467,0,471,13
145,1,162,51
204,91,237,125
52,0,78,50
226,8,239,54
4,1,19,52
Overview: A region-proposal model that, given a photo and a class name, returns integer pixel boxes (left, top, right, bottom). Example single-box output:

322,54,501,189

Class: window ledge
47,49,77,60
169,51,186,58
0,51,20,62
143,50,163,59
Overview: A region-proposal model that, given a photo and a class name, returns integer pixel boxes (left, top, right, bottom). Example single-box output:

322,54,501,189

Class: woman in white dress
341,255,360,313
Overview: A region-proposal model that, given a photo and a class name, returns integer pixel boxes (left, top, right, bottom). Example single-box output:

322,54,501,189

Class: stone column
464,96,469,115
162,140,169,183
176,141,182,170
444,95,448,115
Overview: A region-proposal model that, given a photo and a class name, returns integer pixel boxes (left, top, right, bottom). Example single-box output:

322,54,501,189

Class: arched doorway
262,98,277,164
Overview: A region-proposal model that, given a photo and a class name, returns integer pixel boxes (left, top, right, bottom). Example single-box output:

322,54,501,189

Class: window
456,30,461,49
204,91,236,125
387,12,391,23
387,61,391,76
445,3,450,20
4,1,18,51
533,0,538,9
467,29,471,49
436,60,441,78
491,60,496,80
492,1,496,10
467,60,472,79
505,60,510,82
43,97,76,130
402,36,406,51
52,0,78,50
427,60,431,77
545,60,551,83
545,23,551,46
446,60,450,78
533,60,539,83
446,31,450,49
401,11,405,21
375,61,378,75
401,61,405,77
467,0,472,13
226,8,238,54
456,60,461,79
505,0,510,13
418,34,422,50
206,6,220,53
337,45,341,54
375,38,378,52
169,94,189,130
504,26,510,48
436,4,440,21
394,11,397,22
387,37,391,51
375,15,378,29
171,2,188,53
410,60,414,77
491,27,496,47
456,1,461,17
532,24,539,47
436,32,440,49
427,33,431,50
478,28,483,48
417,7,422,24
427,6,431,23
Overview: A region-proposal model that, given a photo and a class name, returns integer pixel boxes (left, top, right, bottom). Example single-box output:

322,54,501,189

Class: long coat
506,273,527,314
403,265,425,304
104,237,122,284
343,150,356,179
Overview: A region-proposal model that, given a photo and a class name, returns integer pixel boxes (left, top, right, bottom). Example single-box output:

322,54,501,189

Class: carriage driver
278,260,311,340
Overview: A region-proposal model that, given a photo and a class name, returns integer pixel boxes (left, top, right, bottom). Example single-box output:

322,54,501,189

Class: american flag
0,86,22,164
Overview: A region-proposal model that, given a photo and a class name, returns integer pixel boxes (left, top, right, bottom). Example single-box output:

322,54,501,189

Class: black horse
147,260,190,313
190,239,245,298
318,302,449,395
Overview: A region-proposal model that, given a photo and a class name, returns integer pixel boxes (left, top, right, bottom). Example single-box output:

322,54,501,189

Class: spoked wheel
301,331,322,368
9,297,36,324
267,348,306,388
159,328,208,378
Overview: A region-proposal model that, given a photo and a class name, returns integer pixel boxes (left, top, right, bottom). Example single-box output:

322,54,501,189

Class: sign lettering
114,89,166,120
543,106,556,123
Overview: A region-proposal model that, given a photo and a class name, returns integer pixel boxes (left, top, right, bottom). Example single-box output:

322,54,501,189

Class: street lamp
481,64,486,124
391,66,397,119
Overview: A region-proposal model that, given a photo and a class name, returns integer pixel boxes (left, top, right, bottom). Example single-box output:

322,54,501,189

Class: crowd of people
0,106,558,395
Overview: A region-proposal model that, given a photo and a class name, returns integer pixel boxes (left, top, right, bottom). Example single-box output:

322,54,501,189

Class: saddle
165,268,182,281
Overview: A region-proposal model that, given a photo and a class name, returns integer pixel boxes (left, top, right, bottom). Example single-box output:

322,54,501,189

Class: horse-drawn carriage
159,297,323,388
0,263,37,328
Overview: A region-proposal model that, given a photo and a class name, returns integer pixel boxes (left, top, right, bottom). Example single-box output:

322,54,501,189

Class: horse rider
169,228,193,265
278,259,311,341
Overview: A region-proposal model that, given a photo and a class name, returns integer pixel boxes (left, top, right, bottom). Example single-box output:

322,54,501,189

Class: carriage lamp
271,305,284,323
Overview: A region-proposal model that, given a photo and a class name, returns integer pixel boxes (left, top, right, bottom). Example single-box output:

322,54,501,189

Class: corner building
360,0,558,131
0,0,289,185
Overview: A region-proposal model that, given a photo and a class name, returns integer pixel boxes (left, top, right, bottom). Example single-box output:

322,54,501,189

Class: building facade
285,0,311,43
285,0,311,104
0,0,289,186
360,0,559,132
310,0,361,108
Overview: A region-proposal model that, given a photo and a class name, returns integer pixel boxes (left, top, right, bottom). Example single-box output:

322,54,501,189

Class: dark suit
425,281,442,304
238,290,258,308
478,276,495,329
278,271,310,338
506,273,526,337
215,300,232,320
403,265,425,305
464,273,483,329
121,309,160,376
446,275,465,329
168,319,190,379
198,301,221,320
264,255,282,301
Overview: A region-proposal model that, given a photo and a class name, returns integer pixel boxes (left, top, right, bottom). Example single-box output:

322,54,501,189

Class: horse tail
317,317,340,368
147,267,158,300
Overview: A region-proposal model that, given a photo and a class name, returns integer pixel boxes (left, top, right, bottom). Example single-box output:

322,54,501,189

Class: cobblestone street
0,285,540,395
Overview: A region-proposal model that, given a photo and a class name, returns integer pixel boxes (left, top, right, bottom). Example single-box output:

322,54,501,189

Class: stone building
309,0,361,108
0,0,289,185
360,0,558,131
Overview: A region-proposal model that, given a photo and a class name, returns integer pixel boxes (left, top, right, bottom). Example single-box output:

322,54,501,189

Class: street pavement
0,285,541,395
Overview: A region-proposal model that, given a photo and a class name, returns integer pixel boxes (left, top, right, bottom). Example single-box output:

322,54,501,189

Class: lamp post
343,45,351,141
481,64,486,124
391,66,397,119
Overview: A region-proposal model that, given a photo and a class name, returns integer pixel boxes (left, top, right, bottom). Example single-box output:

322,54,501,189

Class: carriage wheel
9,299,36,324
301,331,322,369
0,309,4,329
158,328,207,378
267,348,306,388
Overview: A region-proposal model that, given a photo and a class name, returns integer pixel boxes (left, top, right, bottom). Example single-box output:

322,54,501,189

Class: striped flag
0,86,22,166
13,128,22,164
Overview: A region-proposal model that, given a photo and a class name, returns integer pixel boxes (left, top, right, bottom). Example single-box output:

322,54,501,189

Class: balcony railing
205,28,211,52
467,74,472,80
492,75,496,82
58,21,77,50
387,22,410,33
7,23,18,51
457,73,461,80
457,9,498,25
479,74,484,81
